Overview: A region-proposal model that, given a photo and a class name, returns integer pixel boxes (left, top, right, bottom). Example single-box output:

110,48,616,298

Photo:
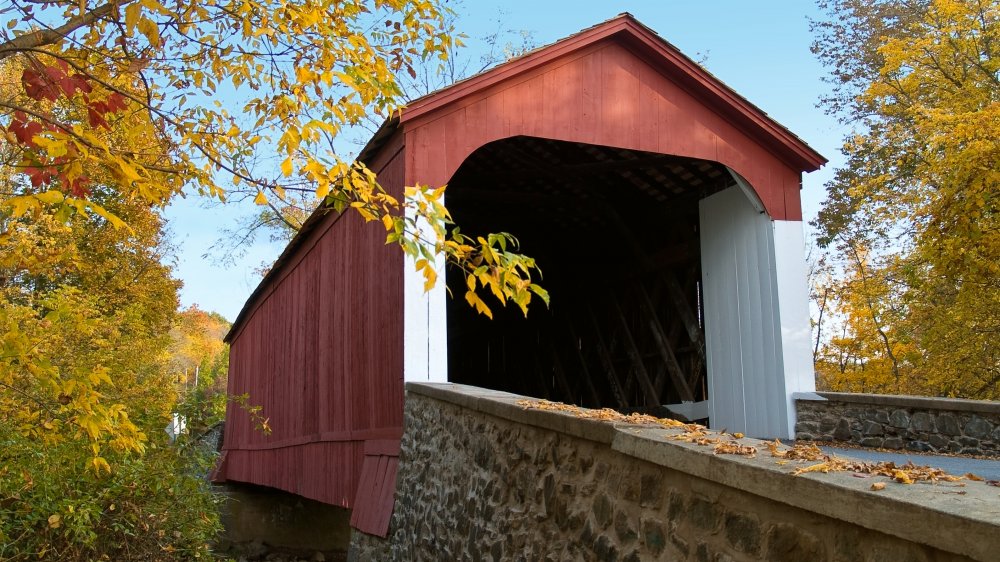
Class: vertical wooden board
484,91,506,147
442,108,466,176
600,44,642,149
522,72,547,138
636,63,661,154
754,217,783,432
701,187,745,431
464,100,488,158
739,205,768,433
542,60,579,141
374,457,400,533
782,168,803,222
316,231,332,433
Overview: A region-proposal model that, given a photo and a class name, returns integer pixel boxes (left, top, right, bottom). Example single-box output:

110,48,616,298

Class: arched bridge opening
445,136,735,417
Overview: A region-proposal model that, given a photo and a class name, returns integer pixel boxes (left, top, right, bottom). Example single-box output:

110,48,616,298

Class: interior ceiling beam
483,150,717,180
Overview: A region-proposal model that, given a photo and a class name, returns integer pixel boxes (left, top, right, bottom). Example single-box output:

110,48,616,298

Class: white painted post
772,220,818,436
402,194,449,383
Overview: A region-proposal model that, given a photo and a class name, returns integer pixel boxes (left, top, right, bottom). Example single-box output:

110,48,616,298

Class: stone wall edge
816,392,1000,414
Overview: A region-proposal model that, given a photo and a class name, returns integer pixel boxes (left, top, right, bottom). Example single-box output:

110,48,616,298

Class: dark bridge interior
445,136,734,414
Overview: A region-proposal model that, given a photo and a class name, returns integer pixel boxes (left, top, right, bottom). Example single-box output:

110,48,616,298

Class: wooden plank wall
220,137,406,509
404,41,802,221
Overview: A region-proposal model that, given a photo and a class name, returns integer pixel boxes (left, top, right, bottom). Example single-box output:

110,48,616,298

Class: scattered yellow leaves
515,399,755,456
516,399,984,489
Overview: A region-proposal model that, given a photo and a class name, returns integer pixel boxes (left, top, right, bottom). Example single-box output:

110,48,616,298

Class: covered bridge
216,14,826,538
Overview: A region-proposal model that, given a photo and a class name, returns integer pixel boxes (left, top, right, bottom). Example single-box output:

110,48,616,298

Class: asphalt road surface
821,446,1000,481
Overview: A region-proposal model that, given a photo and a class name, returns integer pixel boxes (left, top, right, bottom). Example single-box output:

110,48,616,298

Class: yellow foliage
812,0,999,397
0,0,547,323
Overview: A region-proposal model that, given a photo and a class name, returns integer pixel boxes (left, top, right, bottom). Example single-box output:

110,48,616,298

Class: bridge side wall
796,392,1000,457
349,383,998,561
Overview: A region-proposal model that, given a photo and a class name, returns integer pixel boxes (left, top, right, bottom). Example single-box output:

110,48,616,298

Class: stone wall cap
813,392,1000,415
792,391,827,401
613,426,1000,561
405,382,617,444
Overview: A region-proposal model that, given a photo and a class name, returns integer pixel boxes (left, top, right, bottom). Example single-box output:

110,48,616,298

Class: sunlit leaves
1,0,546,322
812,0,1000,397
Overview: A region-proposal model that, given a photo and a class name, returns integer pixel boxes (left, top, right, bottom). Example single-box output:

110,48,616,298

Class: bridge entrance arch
444,136,719,415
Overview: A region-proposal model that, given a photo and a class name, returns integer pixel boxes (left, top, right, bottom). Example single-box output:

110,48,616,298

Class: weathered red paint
349,440,401,537
219,132,405,509
219,13,825,537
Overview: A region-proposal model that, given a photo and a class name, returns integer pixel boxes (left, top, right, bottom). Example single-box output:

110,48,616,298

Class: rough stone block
641,518,666,556
905,441,931,452
724,511,761,555
593,493,614,529
863,421,884,436
795,421,819,435
639,473,662,508
964,416,992,439
882,437,903,449
936,414,961,436
859,437,884,448
765,523,826,562
669,531,690,557
910,412,935,432
889,409,910,429
614,510,638,544
695,543,710,562
665,491,685,522
621,549,642,562
594,534,619,562
927,434,950,450
958,436,980,448
688,495,722,533
819,417,839,434
833,419,853,441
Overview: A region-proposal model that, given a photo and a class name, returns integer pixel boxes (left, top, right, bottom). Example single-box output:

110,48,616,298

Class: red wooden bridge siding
219,132,406,509
402,20,820,220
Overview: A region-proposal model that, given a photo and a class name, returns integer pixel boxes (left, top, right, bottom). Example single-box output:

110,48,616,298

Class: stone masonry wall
350,383,1000,561
796,392,1000,456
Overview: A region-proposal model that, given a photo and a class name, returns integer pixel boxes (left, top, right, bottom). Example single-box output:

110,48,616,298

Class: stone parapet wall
795,392,1000,456
349,383,1000,561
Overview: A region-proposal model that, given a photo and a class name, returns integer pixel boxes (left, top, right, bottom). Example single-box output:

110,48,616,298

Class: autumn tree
169,306,231,391
0,179,223,558
1,0,547,317
811,0,999,397
207,2,538,270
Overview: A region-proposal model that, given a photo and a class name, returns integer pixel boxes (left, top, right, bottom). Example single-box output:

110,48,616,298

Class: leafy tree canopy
811,0,999,397
1,0,547,318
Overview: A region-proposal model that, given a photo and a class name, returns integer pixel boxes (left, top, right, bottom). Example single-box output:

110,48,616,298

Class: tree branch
0,1,127,61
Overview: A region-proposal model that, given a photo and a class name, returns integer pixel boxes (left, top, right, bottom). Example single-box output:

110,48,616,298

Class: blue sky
163,0,848,321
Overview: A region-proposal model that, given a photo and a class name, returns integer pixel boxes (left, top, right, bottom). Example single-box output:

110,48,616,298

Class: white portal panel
699,185,813,438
